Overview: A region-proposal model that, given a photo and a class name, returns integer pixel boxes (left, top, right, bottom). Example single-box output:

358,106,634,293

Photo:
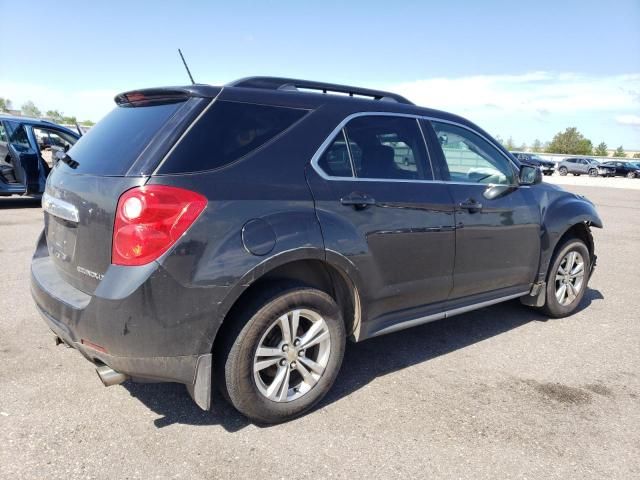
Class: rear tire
559,167,568,176
215,285,346,424
541,238,590,318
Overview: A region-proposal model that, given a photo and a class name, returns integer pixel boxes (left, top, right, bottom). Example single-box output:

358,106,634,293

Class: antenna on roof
178,48,195,85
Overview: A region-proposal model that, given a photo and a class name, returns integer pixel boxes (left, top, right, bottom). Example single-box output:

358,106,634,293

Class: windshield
587,159,600,164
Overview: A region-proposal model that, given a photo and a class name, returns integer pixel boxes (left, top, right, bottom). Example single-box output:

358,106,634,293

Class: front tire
589,168,598,177
627,171,635,179
216,286,346,424
559,167,568,176
541,238,590,318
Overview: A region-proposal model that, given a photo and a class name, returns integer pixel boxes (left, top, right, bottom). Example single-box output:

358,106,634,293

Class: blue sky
1,0,639,148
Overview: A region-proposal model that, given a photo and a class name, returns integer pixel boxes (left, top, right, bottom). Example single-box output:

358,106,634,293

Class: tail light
112,185,207,266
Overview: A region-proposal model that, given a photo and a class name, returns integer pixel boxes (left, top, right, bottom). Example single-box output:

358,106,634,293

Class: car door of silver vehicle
425,120,540,301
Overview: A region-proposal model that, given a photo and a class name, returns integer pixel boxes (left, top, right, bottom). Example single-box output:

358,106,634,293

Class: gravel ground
0,185,639,479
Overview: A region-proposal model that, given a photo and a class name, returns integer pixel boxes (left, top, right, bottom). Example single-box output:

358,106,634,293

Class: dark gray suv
31,77,602,423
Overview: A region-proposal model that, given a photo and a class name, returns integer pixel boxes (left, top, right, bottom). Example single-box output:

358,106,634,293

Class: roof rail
227,77,413,105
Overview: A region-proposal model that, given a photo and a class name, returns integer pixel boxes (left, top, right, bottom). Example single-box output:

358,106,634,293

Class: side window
431,121,515,185
343,116,431,180
33,128,78,167
318,130,353,177
159,101,308,174
5,122,33,152
0,123,7,143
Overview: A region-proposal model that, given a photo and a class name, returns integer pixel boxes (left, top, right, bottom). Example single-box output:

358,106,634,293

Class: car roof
0,114,79,132
117,76,498,146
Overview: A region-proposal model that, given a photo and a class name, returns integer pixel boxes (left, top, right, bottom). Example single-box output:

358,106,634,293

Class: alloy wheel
253,309,331,402
554,251,585,306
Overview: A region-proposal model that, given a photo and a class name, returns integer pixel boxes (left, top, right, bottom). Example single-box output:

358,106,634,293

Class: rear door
426,120,540,300
307,114,455,324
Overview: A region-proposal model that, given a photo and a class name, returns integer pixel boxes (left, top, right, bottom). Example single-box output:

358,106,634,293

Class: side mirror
519,164,542,185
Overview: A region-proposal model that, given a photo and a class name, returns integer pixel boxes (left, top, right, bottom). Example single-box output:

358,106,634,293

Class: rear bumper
34,300,201,385
30,234,224,409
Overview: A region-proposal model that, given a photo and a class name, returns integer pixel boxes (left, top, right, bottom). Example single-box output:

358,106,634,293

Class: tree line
497,127,638,159
0,97,95,126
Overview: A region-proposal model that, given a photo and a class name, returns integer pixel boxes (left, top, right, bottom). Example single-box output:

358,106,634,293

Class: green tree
21,101,41,117
594,142,608,157
633,152,640,159
495,135,504,146
80,119,95,126
0,97,12,111
505,136,515,150
46,110,64,123
531,139,543,152
547,127,593,155
613,146,626,158
62,115,77,125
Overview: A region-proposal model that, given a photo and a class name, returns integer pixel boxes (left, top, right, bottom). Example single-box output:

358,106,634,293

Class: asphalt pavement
1,185,638,479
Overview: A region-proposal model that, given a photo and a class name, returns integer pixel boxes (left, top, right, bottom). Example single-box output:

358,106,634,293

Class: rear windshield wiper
61,154,80,169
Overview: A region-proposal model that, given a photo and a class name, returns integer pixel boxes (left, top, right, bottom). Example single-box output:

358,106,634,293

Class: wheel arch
209,250,363,354
539,196,602,282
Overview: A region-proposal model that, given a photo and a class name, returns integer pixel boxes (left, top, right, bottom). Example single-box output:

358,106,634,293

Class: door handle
340,193,376,209
458,199,483,213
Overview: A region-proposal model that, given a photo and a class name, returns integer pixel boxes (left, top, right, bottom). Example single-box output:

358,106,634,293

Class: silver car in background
557,157,615,177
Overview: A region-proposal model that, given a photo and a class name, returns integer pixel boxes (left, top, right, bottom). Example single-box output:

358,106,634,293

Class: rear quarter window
158,101,307,174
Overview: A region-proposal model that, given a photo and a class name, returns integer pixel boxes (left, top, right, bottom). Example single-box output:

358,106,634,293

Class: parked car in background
510,152,556,176
557,157,615,177
599,160,640,178
32,77,602,423
0,115,80,196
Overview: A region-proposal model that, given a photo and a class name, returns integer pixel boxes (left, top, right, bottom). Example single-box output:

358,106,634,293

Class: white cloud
385,72,640,115
616,114,640,127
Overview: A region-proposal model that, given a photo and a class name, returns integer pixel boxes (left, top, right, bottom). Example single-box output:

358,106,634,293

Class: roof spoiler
114,86,221,106
227,76,413,105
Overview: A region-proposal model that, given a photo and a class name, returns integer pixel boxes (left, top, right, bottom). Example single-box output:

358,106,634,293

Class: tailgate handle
42,193,79,223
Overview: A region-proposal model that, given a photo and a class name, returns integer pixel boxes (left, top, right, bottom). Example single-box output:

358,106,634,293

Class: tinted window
431,121,515,185
160,101,307,174
318,130,353,177
343,116,431,180
0,123,7,142
61,102,183,175
4,122,33,152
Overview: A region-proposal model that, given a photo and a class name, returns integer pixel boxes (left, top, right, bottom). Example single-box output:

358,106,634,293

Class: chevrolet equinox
31,77,602,423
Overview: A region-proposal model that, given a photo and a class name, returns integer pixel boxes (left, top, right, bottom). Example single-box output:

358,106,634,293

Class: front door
307,115,456,324
426,120,540,300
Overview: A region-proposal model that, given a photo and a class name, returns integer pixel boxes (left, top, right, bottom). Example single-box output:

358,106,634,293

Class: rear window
59,102,183,175
158,101,307,174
